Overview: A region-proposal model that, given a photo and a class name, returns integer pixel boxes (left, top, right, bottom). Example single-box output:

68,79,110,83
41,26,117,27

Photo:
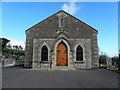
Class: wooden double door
56,42,68,66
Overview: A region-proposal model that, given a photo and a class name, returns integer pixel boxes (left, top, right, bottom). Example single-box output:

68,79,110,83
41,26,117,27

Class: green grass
111,67,120,73
100,64,120,73
2,48,25,57
16,60,24,62
111,67,118,71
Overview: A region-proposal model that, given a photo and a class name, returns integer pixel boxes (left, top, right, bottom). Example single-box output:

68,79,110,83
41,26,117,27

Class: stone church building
24,10,99,70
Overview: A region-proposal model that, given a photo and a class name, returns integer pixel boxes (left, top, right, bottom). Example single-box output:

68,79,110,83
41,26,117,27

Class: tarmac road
2,66,118,88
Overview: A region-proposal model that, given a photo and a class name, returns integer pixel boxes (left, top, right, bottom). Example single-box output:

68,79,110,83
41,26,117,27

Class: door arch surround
53,38,70,67
56,41,68,66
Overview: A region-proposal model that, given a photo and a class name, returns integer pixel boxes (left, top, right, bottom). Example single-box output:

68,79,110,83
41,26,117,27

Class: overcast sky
2,2,118,57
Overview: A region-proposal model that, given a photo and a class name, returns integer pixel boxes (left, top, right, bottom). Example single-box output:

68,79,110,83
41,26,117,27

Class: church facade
24,10,99,70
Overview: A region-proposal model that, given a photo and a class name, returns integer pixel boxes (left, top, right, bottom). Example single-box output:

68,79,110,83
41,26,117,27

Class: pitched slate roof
25,10,98,33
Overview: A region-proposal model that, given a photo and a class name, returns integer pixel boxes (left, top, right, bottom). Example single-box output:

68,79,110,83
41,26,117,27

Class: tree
99,55,107,65
111,56,119,66
6,43,12,49
2,38,10,48
13,45,19,50
18,45,23,50
15,45,19,50
13,45,16,49
1,38,25,59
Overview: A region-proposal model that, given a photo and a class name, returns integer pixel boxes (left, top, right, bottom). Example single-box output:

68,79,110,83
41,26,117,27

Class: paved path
2,66,118,88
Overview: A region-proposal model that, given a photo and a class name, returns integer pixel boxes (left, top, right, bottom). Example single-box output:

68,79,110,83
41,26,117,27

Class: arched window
59,17,64,27
76,45,83,61
41,45,48,61
60,18,64,27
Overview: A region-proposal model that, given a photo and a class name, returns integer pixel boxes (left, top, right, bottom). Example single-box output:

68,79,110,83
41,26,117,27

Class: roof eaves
25,10,64,32
25,10,98,33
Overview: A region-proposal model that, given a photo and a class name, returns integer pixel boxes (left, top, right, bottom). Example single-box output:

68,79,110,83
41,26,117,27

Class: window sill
34,61,50,64
75,61,84,63
39,61,50,64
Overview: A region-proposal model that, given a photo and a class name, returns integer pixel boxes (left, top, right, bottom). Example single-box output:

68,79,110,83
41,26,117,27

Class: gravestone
107,58,112,69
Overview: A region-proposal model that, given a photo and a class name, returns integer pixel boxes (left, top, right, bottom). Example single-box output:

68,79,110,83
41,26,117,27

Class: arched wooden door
56,42,68,66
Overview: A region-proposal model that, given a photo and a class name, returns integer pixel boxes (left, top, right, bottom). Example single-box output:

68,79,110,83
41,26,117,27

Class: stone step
31,66,76,71
50,66,75,71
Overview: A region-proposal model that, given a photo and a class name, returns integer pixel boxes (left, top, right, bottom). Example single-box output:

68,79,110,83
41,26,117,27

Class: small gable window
59,17,64,27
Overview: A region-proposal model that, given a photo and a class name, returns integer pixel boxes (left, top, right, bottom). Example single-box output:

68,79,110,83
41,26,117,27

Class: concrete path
2,66,118,88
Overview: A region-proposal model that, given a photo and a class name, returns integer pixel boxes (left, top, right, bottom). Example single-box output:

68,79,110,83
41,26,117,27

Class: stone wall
24,10,99,69
91,33,99,68
32,37,91,69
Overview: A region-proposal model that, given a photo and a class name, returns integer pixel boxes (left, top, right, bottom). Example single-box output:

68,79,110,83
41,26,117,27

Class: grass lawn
111,67,120,73
16,60,24,62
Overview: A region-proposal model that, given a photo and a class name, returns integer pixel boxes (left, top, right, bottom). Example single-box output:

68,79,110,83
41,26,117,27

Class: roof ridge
25,10,98,33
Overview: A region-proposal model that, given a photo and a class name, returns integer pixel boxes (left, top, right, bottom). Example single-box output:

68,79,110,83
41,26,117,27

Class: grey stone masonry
32,38,91,69
25,10,99,70
91,33,99,68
